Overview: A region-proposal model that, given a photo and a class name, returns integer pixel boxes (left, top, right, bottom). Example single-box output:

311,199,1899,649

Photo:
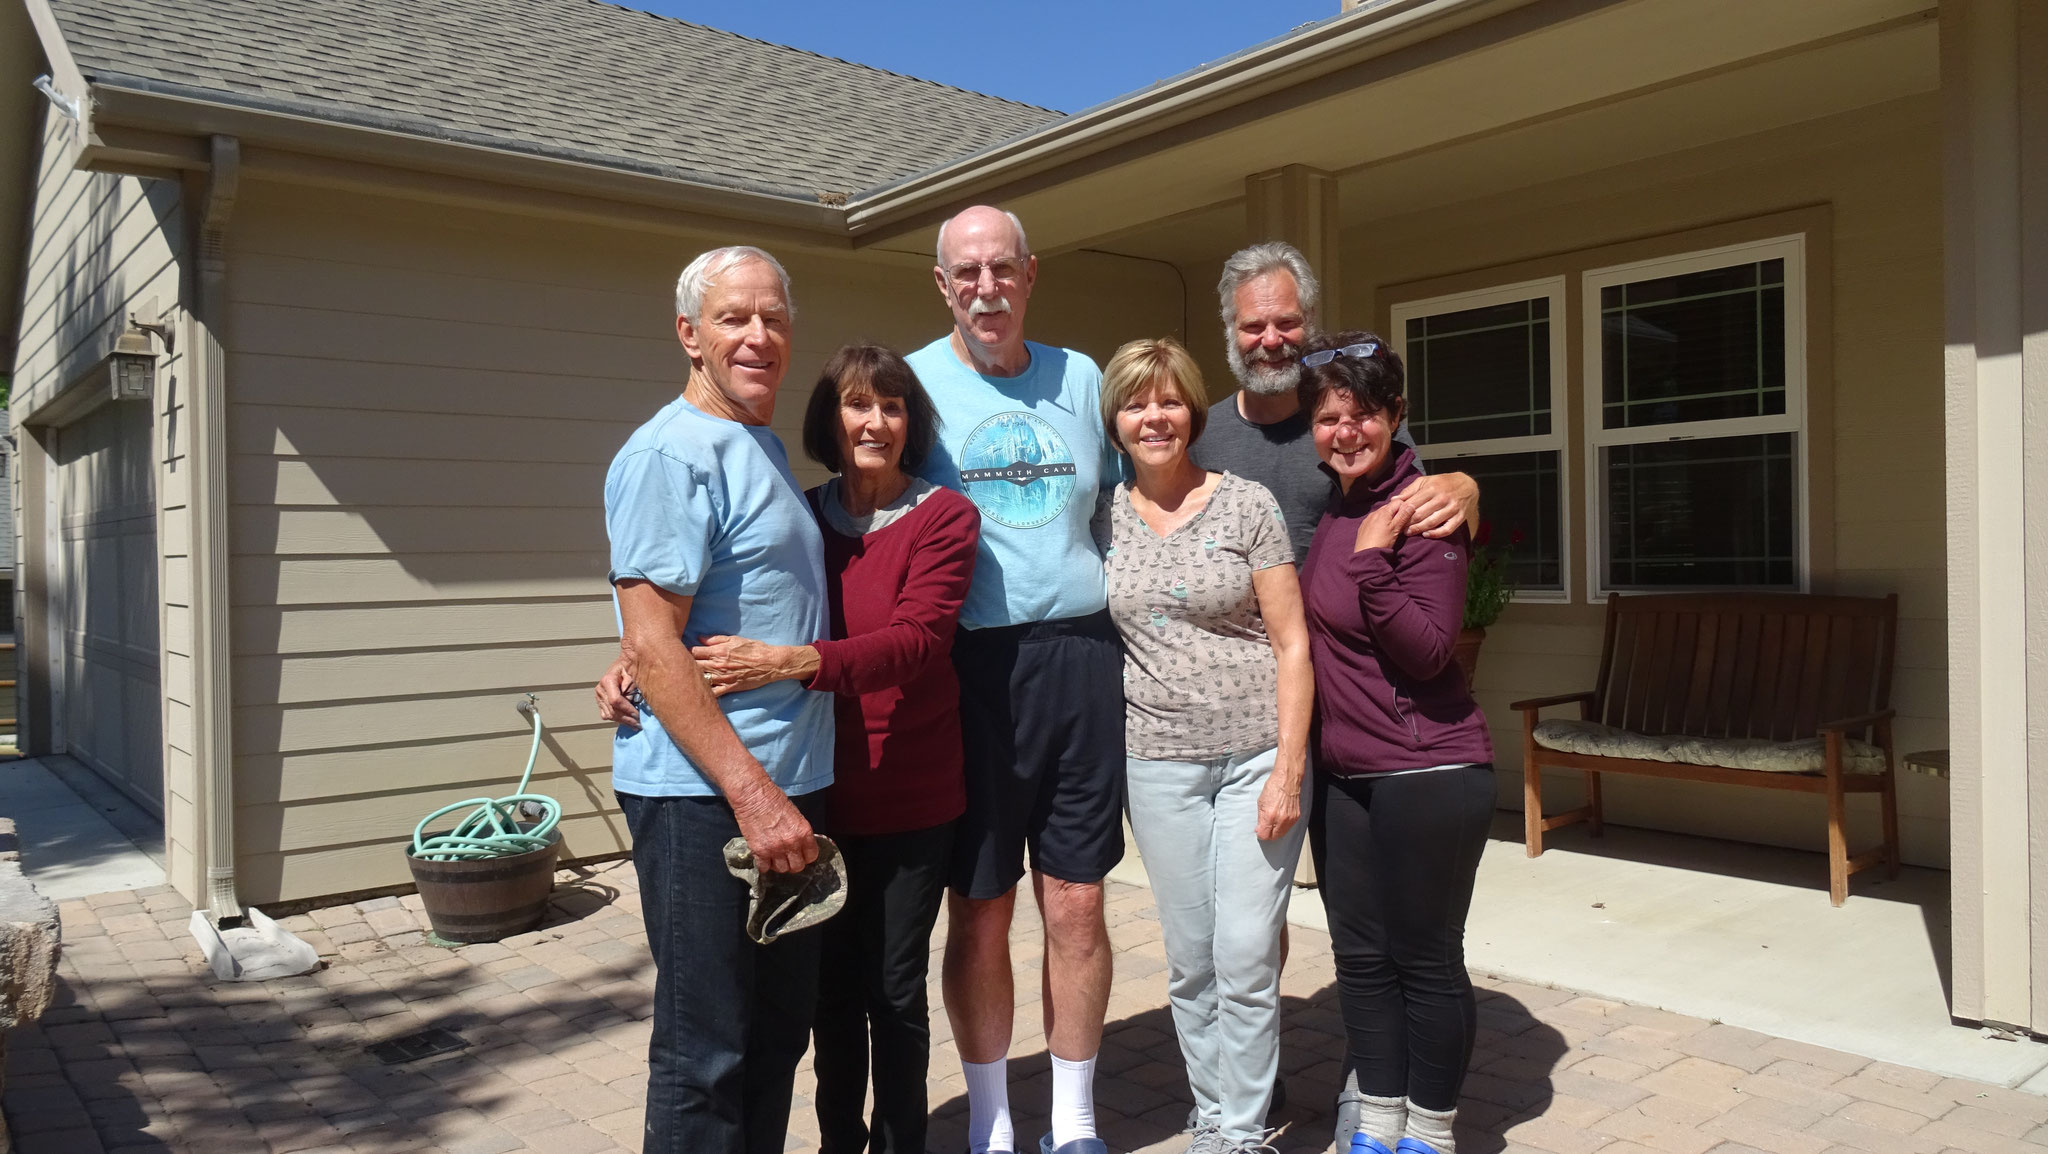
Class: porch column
1942,0,2048,1033
1247,165,1341,889
1246,165,1343,326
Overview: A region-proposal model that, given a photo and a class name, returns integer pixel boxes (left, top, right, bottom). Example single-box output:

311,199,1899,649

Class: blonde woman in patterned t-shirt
1092,338,1314,1154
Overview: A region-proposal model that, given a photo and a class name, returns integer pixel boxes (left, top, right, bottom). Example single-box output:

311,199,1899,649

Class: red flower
1474,520,1493,546
1509,528,1526,546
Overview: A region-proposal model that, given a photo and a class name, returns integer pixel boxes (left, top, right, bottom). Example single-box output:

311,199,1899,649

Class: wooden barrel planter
405,830,560,943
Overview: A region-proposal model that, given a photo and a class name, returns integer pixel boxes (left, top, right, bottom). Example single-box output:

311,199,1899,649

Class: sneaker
1037,1133,1111,1154
1183,1071,1289,1132
1226,1129,1282,1154
1181,1127,1232,1154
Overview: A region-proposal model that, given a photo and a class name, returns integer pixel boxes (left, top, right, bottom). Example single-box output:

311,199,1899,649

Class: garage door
53,398,162,815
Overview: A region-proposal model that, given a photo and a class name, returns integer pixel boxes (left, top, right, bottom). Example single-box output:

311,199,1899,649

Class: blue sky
628,1,1341,113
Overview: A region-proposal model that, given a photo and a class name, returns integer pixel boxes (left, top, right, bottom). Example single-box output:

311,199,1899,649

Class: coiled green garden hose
409,697,563,861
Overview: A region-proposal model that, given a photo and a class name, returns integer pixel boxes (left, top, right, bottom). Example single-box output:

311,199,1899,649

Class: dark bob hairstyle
1295,328,1407,425
800,343,940,474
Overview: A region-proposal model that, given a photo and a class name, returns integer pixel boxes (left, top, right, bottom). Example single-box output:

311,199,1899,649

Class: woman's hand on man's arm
616,580,817,874
690,636,822,697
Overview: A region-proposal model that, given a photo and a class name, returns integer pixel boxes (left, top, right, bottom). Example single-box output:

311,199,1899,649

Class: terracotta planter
1453,626,1486,686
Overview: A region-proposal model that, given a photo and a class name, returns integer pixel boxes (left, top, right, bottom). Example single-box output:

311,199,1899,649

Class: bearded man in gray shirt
1189,242,1478,558
1186,241,1479,1149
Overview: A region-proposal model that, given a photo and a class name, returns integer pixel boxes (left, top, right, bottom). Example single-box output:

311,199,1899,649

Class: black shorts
948,610,1126,899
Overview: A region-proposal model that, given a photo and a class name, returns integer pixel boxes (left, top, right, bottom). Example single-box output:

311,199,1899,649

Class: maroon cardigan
1299,447,1493,774
804,484,979,835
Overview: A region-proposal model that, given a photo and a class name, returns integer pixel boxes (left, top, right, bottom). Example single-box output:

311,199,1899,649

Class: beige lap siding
9,106,201,894
224,182,1183,905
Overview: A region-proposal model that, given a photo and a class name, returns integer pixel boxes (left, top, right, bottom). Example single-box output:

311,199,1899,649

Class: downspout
192,134,240,923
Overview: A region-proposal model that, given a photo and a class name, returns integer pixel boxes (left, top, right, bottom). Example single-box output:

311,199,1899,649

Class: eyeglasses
946,259,1027,287
1300,341,1381,368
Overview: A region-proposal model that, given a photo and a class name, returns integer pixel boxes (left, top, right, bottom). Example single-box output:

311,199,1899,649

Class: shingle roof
48,0,1064,201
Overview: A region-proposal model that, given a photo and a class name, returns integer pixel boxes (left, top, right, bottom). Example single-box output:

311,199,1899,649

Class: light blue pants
1125,746,1311,1143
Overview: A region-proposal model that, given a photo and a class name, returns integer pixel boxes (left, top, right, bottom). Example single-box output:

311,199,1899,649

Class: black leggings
1309,764,1495,1111
812,820,954,1154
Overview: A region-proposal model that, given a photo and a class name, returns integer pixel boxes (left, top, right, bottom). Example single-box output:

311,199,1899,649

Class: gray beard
1229,340,1301,396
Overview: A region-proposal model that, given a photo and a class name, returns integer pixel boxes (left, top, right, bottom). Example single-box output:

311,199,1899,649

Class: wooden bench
1510,591,1900,905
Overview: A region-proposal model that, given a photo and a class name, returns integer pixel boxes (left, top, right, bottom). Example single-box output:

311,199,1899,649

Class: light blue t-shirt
909,336,1118,629
603,396,833,798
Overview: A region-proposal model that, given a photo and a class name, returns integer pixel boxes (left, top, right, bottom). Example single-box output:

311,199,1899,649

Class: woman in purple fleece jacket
1295,331,1495,1154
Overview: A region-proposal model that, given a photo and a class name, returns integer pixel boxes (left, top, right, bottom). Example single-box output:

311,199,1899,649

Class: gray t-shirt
1189,393,1421,563
1094,472,1295,761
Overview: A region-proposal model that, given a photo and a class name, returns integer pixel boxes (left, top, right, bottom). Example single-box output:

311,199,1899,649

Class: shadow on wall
34,174,184,815
925,984,1569,1154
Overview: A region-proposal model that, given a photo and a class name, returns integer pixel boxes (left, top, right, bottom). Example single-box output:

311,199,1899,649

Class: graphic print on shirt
956,411,1077,529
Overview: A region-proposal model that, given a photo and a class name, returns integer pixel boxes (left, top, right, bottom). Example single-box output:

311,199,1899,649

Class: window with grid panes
1392,278,1568,594
1584,237,1804,593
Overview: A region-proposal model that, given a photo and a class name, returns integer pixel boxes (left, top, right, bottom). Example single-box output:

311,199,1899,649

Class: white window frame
1391,276,1570,603
1580,234,1808,601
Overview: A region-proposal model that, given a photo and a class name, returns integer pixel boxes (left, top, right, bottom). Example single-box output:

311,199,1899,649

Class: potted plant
1456,522,1517,685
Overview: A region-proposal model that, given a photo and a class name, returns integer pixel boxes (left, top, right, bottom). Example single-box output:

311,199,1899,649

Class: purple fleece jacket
1299,446,1494,774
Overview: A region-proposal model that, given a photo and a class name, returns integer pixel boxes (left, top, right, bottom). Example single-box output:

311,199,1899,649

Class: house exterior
4,0,2042,1035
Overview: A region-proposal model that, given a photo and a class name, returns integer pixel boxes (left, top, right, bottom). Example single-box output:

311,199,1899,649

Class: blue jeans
1124,746,1309,1143
618,789,828,1154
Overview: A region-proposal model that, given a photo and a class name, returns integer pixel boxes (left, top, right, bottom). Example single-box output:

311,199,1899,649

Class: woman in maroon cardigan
1295,332,1494,1154
598,344,979,1154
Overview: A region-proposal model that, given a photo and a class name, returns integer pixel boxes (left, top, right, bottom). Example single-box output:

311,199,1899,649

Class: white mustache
969,296,1012,317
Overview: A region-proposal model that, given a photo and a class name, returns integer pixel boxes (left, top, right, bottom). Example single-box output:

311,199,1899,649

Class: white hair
675,245,795,323
936,209,1031,263
1217,242,1320,332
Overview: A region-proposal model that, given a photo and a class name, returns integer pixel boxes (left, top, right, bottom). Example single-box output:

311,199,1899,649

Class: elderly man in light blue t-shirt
603,245,833,1154
910,206,1123,1154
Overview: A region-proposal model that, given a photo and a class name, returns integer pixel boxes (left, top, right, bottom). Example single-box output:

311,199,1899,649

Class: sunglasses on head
1300,341,1381,368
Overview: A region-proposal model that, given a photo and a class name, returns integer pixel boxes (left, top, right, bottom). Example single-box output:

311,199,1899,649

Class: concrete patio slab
0,757,163,902
1241,818,2048,1092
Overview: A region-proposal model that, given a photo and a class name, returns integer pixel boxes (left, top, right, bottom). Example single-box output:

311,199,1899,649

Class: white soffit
951,0,1936,257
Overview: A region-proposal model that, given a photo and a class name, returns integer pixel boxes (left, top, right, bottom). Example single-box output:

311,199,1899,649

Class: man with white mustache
906,206,1122,1154
1194,242,1478,562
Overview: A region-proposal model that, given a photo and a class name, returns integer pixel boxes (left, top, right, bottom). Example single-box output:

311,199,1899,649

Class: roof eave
840,0,1531,241
77,75,857,242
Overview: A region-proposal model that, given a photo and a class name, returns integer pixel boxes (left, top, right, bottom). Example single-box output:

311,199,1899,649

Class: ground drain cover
366,1027,469,1064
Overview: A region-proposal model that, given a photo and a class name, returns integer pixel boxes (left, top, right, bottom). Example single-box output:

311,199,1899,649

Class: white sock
964,1057,1014,1154
1360,1093,1409,1146
1405,1102,1457,1154
1049,1052,1099,1147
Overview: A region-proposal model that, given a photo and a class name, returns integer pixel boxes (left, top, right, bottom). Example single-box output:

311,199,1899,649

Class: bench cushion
1528,719,1679,762
1532,719,1887,775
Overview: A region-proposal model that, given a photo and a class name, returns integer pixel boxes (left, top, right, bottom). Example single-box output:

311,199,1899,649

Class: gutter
192,135,241,925
841,0,1527,238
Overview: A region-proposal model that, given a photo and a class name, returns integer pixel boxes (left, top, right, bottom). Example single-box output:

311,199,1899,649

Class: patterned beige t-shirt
1095,471,1295,761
